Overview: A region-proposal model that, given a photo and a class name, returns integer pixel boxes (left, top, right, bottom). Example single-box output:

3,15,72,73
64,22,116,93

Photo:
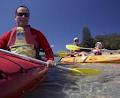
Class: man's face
15,7,29,27
96,44,102,49
74,40,79,43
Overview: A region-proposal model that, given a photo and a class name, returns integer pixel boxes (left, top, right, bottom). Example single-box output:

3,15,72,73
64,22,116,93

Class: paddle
66,44,107,51
0,49,101,75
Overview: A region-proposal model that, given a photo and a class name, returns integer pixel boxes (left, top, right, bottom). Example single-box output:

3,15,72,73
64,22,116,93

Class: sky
0,0,120,53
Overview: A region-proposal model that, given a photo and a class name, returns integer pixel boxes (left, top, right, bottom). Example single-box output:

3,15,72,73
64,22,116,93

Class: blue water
24,58,120,98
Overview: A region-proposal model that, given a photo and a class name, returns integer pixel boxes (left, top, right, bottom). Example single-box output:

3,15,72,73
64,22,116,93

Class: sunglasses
16,13,29,17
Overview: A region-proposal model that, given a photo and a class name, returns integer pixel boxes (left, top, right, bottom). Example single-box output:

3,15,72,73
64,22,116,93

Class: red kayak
0,50,48,98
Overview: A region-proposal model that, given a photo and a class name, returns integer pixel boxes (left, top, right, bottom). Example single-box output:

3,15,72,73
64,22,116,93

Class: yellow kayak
60,54,120,64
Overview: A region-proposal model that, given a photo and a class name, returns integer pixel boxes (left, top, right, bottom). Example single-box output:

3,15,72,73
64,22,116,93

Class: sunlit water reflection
24,57,120,98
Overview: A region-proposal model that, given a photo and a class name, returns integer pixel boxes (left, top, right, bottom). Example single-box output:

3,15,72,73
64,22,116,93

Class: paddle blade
69,68,83,75
66,45,80,51
72,68,101,75
56,65,101,75
56,51,69,57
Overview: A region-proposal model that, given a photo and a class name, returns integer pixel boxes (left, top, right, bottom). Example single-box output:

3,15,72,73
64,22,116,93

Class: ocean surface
24,57,120,98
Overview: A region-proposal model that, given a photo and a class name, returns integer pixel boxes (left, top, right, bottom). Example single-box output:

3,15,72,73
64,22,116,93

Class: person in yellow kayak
73,37,80,47
69,37,88,57
0,5,54,67
92,42,102,55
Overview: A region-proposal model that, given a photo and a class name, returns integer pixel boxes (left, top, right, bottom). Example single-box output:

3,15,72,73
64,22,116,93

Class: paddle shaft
0,49,75,72
80,47,107,51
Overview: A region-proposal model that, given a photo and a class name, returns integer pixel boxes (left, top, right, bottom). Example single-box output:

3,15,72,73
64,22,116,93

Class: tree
81,26,94,48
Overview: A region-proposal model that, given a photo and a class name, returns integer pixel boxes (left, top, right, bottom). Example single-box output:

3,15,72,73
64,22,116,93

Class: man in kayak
69,37,88,57
0,5,54,67
92,42,102,55
73,37,80,47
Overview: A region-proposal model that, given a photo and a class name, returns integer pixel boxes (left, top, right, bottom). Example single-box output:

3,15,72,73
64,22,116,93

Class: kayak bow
0,49,48,98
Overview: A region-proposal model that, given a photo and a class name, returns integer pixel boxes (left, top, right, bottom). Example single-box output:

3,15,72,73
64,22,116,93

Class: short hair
15,5,30,16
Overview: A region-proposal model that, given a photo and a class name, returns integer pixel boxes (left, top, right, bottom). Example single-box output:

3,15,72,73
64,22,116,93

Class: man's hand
46,60,55,67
